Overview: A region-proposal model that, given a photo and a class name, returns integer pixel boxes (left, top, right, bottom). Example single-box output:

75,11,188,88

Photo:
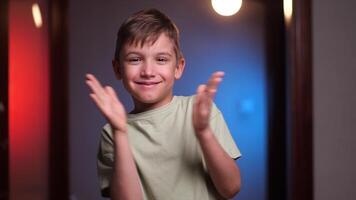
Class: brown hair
114,8,183,62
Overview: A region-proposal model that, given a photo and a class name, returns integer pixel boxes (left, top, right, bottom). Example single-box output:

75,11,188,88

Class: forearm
196,128,241,199
111,131,142,200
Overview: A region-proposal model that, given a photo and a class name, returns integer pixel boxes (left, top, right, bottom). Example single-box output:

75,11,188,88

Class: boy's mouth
135,81,162,86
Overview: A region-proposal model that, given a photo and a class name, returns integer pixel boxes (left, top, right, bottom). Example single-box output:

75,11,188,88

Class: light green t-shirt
97,95,241,200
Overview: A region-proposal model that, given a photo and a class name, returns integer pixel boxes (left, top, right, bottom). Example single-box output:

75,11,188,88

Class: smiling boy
86,8,241,200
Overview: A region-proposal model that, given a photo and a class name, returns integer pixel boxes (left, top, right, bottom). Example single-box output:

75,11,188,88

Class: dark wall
313,0,356,199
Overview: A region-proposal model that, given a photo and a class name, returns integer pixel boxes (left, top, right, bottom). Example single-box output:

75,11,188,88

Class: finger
89,93,112,118
85,74,106,96
86,73,102,85
86,74,104,91
194,84,206,113
207,71,224,88
196,84,208,103
195,84,211,110
196,84,206,95
206,72,224,98
86,80,107,103
89,93,102,109
213,71,225,77
105,86,121,103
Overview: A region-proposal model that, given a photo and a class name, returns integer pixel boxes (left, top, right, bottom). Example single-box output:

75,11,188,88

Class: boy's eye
157,57,168,64
127,57,142,64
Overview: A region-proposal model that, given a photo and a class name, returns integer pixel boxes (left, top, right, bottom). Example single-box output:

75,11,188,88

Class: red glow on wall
9,0,49,199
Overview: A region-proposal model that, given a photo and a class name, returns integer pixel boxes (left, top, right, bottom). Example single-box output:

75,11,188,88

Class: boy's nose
140,61,155,77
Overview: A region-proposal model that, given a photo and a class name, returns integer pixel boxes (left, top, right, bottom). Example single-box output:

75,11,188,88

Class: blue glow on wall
173,5,267,198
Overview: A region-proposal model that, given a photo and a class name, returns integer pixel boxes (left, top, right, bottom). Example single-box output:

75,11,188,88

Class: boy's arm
193,72,241,199
86,74,142,200
111,130,142,200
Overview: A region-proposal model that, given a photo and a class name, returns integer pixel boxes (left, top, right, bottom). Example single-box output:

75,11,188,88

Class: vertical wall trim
287,0,314,200
266,0,313,199
265,1,288,200
48,0,69,199
0,0,9,199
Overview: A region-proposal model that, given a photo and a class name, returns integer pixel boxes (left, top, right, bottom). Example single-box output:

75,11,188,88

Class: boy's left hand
193,71,224,136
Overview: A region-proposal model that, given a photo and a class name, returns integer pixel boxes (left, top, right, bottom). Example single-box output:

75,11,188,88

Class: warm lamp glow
212,0,242,16
32,3,42,28
283,0,293,21
10,0,49,198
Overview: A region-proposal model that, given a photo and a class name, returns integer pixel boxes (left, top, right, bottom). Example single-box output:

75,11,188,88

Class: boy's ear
174,58,185,80
112,60,122,80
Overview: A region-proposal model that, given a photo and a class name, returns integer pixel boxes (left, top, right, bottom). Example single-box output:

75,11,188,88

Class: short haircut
114,8,183,62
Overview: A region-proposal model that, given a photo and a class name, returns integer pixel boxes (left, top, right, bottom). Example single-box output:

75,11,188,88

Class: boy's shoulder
174,95,195,105
175,95,221,117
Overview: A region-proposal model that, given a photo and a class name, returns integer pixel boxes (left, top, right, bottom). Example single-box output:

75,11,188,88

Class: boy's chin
132,95,172,107
135,97,162,104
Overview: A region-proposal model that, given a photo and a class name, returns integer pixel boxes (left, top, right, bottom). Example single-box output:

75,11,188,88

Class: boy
86,8,241,200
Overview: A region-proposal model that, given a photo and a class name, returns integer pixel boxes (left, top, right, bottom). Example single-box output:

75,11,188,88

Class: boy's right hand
85,74,127,134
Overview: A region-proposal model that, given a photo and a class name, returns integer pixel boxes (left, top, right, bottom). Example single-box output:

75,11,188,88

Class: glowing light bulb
283,0,293,21
32,3,43,28
212,0,242,16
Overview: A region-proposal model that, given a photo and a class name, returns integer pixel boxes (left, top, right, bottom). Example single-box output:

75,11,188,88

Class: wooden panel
48,0,69,199
0,0,9,199
265,0,313,200
264,1,288,200
287,0,314,200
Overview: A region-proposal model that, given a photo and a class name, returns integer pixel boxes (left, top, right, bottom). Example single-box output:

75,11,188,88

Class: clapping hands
85,74,127,134
193,71,224,135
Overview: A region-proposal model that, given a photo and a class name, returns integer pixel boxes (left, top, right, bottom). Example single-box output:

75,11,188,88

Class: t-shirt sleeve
97,124,114,198
210,103,242,160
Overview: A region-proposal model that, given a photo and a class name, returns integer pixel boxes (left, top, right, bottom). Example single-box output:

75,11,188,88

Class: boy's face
114,33,185,110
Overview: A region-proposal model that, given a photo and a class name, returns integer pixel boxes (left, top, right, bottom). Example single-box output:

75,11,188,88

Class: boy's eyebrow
156,52,173,57
124,51,142,56
124,51,173,57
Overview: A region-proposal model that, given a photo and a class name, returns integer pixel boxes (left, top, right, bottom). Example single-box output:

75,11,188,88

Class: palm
86,74,127,133
193,71,224,133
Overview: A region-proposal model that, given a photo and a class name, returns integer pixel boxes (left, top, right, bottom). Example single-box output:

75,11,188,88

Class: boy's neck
130,95,174,114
